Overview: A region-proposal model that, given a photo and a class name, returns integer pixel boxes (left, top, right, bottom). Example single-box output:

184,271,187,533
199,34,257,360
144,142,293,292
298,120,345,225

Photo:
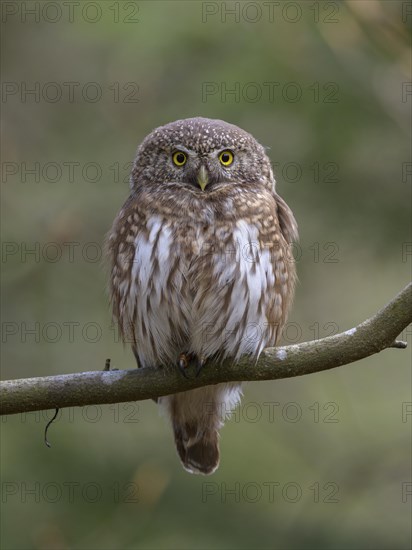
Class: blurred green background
1,1,411,549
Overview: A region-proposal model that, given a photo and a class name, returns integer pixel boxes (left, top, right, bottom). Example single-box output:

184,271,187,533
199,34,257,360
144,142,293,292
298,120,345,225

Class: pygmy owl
107,117,298,474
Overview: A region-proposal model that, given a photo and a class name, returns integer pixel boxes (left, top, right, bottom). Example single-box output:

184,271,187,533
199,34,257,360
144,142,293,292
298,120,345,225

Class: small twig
390,340,408,349
44,408,60,448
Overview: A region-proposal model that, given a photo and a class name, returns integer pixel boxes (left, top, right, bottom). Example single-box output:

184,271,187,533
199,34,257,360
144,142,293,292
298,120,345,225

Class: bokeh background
1,1,411,549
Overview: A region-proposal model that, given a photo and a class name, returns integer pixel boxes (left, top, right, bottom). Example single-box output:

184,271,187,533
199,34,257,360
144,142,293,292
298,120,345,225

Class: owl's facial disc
172,148,211,190
168,141,241,192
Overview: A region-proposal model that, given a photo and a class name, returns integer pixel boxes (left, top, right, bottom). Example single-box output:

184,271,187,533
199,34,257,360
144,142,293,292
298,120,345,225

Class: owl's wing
275,192,299,244
106,194,147,350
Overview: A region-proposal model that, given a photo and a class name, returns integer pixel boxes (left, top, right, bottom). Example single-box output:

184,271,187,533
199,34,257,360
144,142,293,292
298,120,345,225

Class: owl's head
131,117,274,194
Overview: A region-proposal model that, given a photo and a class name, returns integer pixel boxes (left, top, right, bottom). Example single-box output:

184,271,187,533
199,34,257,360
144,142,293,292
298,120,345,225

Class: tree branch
1,283,411,416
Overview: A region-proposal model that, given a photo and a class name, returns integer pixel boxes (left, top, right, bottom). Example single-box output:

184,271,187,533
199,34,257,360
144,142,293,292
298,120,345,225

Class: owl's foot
177,353,207,379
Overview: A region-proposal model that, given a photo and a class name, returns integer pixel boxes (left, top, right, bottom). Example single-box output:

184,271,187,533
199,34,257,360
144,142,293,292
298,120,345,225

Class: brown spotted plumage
107,117,298,474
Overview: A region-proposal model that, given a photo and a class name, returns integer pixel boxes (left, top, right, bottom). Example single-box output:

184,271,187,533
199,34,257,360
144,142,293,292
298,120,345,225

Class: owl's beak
197,165,209,191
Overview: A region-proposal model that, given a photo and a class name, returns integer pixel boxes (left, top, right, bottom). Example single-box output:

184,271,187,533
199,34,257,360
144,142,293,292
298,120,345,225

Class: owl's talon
178,363,190,379
195,356,206,377
178,353,191,379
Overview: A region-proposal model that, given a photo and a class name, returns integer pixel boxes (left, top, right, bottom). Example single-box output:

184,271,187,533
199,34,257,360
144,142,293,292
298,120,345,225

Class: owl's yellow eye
219,150,234,166
172,151,187,166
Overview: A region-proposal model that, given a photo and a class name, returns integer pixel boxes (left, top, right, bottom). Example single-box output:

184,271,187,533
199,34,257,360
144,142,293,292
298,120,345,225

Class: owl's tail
160,383,242,475
173,419,220,475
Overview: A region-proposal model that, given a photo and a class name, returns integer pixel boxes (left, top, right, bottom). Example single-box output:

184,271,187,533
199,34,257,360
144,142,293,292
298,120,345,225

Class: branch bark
1,283,411,416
